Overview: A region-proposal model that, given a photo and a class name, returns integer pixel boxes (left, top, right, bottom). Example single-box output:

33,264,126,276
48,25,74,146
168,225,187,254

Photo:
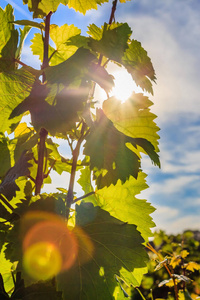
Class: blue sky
2,0,200,234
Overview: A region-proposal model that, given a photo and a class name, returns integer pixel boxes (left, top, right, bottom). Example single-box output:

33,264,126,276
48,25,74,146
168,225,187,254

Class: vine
0,0,160,299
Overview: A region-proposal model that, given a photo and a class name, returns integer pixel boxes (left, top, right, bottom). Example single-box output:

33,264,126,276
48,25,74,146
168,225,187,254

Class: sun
111,69,141,102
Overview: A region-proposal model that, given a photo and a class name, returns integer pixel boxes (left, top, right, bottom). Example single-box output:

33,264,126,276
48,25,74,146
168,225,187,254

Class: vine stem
35,128,48,195
146,243,179,300
66,123,87,219
109,0,118,24
35,12,52,195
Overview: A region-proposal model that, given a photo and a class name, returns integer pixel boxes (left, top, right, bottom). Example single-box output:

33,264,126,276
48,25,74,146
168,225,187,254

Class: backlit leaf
58,202,148,299
0,151,32,201
67,0,109,14
95,172,155,242
23,0,109,17
0,246,13,293
84,109,141,188
103,95,160,152
0,68,35,134
122,40,156,94
10,78,89,135
30,33,56,64
0,4,18,71
23,0,68,18
89,22,132,61
49,24,81,65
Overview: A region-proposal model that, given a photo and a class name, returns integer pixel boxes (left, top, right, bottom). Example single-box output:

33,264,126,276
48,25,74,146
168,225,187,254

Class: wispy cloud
3,0,31,19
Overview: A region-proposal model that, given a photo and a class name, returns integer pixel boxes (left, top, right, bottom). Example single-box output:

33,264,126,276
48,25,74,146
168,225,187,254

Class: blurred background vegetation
131,230,200,300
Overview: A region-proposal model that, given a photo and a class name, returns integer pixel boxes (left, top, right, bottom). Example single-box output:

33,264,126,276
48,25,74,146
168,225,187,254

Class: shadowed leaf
58,202,148,299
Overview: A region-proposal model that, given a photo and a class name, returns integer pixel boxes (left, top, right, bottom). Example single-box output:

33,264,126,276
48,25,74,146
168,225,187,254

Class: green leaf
58,202,148,299
84,109,141,188
9,78,89,135
49,24,81,65
23,0,109,17
87,24,103,40
30,33,56,64
12,123,38,163
0,151,32,201
89,22,132,61
96,173,155,242
0,5,18,71
67,0,109,14
0,245,13,294
0,68,35,134
45,48,95,85
46,138,72,174
122,39,156,94
66,34,89,49
23,0,68,18
103,95,160,153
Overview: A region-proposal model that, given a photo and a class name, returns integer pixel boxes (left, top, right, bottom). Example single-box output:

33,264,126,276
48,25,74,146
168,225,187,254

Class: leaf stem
109,0,118,24
35,128,48,195
14,58,28,68
0,195,15,212
73,191,95,204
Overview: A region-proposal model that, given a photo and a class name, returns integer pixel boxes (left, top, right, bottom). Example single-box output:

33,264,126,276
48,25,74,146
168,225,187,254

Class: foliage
0,0,160,299
131,230,200,300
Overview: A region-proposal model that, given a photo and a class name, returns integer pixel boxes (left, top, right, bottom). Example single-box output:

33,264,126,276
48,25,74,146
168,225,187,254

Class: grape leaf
0,68,35,134
23,0,108,18
0,151,32,201
103,95,160,153
49,24,81,65
30,33,56,65
9,78,89,135
0,246,13,293
96,173,156,242
57,202,148,299
23,0,67,18
89,22,132,61
84,109,141,188
87,23,103,40
84,109,159,188
0,4,18,72
78,167,155,242
67,0,109,14
122,40,156,94
45,48,113,93
45,48,95,85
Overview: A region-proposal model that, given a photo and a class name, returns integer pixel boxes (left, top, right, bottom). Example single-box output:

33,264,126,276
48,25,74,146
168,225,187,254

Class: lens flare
23,242,62,280
22,211,78,279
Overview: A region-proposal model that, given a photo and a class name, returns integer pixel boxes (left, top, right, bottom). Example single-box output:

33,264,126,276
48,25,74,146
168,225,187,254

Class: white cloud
21,44,41,69
153,213,200,234
117,2,200,124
